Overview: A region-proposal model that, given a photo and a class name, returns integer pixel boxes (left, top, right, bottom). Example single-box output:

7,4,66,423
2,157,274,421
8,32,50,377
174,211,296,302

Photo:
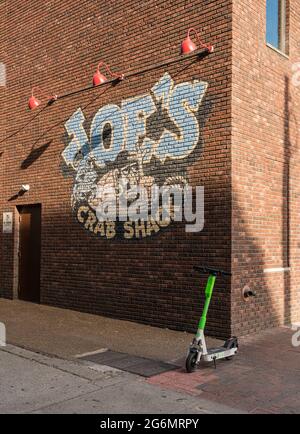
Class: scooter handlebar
193,266,232,277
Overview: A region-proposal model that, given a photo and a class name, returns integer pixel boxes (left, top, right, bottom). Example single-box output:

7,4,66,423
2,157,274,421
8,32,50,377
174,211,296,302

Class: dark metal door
18,205,41,303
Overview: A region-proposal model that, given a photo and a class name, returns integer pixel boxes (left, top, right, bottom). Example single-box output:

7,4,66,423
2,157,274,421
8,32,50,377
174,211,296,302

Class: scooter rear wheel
224,337,238,361
186,351,198,373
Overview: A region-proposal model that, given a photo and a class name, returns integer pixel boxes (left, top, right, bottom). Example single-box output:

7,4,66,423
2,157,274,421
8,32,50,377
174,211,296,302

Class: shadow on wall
232,203,280,335
283,75,296,326
232,74,299,336
18,84,115,170
8,189,27,202
0,105,48,148
21,140,52,170
17,55,205,170
283,75,291,326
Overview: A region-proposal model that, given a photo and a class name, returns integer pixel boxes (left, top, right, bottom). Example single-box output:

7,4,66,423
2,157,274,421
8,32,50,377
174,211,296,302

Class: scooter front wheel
186,351,198,373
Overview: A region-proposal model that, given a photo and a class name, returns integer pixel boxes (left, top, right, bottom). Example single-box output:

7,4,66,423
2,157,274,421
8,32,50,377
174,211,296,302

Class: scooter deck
203,346,237,362
207,347,227,355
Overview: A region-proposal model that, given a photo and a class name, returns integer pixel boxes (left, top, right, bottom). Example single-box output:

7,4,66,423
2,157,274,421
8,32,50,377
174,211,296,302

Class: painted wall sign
61,73,208,239
3,212,13,234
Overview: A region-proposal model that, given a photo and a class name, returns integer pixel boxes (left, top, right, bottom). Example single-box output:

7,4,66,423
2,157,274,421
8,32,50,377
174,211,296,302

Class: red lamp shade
181,36,198,54
92,61,124,87
92,70,108,86
181,28,214,55
28,95,40,110
28,87,57,111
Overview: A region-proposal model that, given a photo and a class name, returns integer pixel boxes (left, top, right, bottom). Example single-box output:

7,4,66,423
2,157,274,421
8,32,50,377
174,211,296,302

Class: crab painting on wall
61,73,208,239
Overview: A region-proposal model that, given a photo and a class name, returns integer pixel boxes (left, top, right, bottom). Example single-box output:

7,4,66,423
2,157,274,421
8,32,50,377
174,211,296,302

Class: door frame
14,204,42,302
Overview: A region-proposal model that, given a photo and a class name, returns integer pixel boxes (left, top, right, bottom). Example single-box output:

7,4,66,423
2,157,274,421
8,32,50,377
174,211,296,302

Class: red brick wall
0,0,233,338
232,0,300,335
3,1,299,340
0,0,231,336
0,1,10,299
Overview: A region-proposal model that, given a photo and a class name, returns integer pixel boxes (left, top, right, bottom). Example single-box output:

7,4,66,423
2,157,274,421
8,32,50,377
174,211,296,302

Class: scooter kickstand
213,357,217,369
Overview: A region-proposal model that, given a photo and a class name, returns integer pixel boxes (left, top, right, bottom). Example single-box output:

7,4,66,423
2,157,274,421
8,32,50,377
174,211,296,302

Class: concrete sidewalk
0,299,299,414
0,299,220,362
1,344,241,414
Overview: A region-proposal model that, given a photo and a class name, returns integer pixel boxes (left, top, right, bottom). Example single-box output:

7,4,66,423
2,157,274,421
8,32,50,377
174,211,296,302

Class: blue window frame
266,0,287,53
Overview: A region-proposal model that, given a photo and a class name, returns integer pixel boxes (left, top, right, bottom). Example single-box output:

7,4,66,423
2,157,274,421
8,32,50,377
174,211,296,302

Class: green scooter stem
198,275,216,331
187,268,236,374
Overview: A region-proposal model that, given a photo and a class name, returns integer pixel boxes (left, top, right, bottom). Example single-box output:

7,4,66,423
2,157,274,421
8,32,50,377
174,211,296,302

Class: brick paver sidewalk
148,327,300,414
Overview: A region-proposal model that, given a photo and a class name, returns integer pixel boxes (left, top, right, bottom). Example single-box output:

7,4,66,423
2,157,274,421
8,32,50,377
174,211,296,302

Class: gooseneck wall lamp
26,29,213,110
181,28,214,55
28,86,57,110
92,61,124,87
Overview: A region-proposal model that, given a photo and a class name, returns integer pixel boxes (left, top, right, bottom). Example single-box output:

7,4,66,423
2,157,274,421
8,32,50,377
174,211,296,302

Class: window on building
266,0,287,53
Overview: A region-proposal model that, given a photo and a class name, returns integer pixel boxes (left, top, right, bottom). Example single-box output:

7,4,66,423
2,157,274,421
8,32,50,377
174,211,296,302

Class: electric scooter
186,266,238,373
